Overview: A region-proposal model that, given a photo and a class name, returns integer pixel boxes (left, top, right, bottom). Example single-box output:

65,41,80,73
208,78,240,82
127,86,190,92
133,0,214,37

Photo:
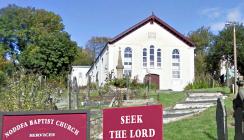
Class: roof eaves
153,16,194,47
86,43,108,76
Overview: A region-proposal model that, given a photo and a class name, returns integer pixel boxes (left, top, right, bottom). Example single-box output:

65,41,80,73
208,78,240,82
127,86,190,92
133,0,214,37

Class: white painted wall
88,21,195,91
71,66,90,87
87,48,110,86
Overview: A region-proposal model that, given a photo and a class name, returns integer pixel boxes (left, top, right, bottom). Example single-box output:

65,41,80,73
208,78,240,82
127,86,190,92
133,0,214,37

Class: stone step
186,96,223,101
173,102,214,109
187,96,223,100
183,100,217,104
164,112,193,118
163,113,196,124
163,108,208,124
164,108,206,115
188,92,223,97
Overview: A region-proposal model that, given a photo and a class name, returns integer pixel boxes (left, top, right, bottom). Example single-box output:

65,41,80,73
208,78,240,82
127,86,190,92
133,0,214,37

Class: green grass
134,89,187,108
164,95,235,140
149,92,187,108
186,86,231,95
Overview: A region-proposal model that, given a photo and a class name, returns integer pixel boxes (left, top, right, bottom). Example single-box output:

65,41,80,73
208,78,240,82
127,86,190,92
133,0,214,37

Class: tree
85,36,111,60
19,32,77,75
207,23,244,76
0,5,77,76
72,47,93,65
188,27,214,77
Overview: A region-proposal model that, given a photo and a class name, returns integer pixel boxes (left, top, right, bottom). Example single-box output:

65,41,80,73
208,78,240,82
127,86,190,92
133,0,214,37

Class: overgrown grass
164,95,235,140
184,74,221,90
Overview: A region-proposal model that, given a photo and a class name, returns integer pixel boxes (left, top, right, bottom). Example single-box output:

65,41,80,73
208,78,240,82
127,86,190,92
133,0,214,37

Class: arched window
172,49,180,78
124,47,132,76
157,49,161,67
150,45,154,67
124,47,132,58
172,49,180,59
143,48,147,67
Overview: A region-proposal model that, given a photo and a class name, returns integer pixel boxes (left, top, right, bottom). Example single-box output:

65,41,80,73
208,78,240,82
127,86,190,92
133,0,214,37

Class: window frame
143,48,147,68
157,48,161,68
150,45,155,68
124,47,132,77
172,49,180,78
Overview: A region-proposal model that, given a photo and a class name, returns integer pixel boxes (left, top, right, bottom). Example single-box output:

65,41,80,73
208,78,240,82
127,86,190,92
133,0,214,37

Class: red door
144,74,160,89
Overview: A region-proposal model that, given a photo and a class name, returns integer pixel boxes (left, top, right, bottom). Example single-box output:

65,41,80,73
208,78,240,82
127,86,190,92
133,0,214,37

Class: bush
106,77,158,90
113,78,127,88
184,73,221,90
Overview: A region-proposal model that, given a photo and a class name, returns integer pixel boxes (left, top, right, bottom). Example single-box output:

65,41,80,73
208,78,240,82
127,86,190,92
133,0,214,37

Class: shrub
106,76,158,90
113,78,128,88
184,73,221,90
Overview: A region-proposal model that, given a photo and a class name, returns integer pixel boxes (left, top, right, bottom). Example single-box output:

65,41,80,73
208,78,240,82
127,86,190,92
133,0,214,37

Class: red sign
103,105,163,140
1,112,88,140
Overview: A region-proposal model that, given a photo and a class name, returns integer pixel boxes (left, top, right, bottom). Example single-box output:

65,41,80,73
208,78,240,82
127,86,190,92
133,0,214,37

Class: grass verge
164,94,235,140
149,92,187,108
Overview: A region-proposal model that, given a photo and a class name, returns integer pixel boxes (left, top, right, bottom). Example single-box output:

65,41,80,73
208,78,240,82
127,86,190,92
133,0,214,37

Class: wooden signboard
0,110,89,140
103,105,163,139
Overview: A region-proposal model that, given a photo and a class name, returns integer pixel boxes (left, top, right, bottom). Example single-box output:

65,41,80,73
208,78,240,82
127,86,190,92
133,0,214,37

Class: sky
0,0,244,47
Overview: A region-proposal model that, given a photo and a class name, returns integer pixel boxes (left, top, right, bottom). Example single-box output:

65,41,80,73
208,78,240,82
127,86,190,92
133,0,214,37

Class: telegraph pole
233,24,237,95
226,22,237,94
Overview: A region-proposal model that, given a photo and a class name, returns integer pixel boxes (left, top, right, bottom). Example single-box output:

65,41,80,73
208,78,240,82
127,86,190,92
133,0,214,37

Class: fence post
216,98,228,140
68,74,71,110
233,77,244,140
234,107,244,140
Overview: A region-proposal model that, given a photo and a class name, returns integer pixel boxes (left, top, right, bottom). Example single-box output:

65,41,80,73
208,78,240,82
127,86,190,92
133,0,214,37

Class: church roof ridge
108,14,194,47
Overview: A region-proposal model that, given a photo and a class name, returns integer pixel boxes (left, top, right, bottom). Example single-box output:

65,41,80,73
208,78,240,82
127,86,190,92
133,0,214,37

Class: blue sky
0,0,244,47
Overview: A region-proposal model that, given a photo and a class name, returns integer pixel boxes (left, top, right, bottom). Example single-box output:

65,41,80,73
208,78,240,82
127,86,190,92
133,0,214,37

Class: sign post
0,110,89,140
103,105,163,140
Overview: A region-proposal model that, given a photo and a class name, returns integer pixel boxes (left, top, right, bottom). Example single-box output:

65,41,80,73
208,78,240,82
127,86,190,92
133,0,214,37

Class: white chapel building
77,14,195,91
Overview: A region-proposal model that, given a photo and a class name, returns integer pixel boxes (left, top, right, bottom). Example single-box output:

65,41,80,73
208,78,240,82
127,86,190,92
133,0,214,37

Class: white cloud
200,8,221,19
227,8,242,22
205,6,244,33
211,22,225,32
